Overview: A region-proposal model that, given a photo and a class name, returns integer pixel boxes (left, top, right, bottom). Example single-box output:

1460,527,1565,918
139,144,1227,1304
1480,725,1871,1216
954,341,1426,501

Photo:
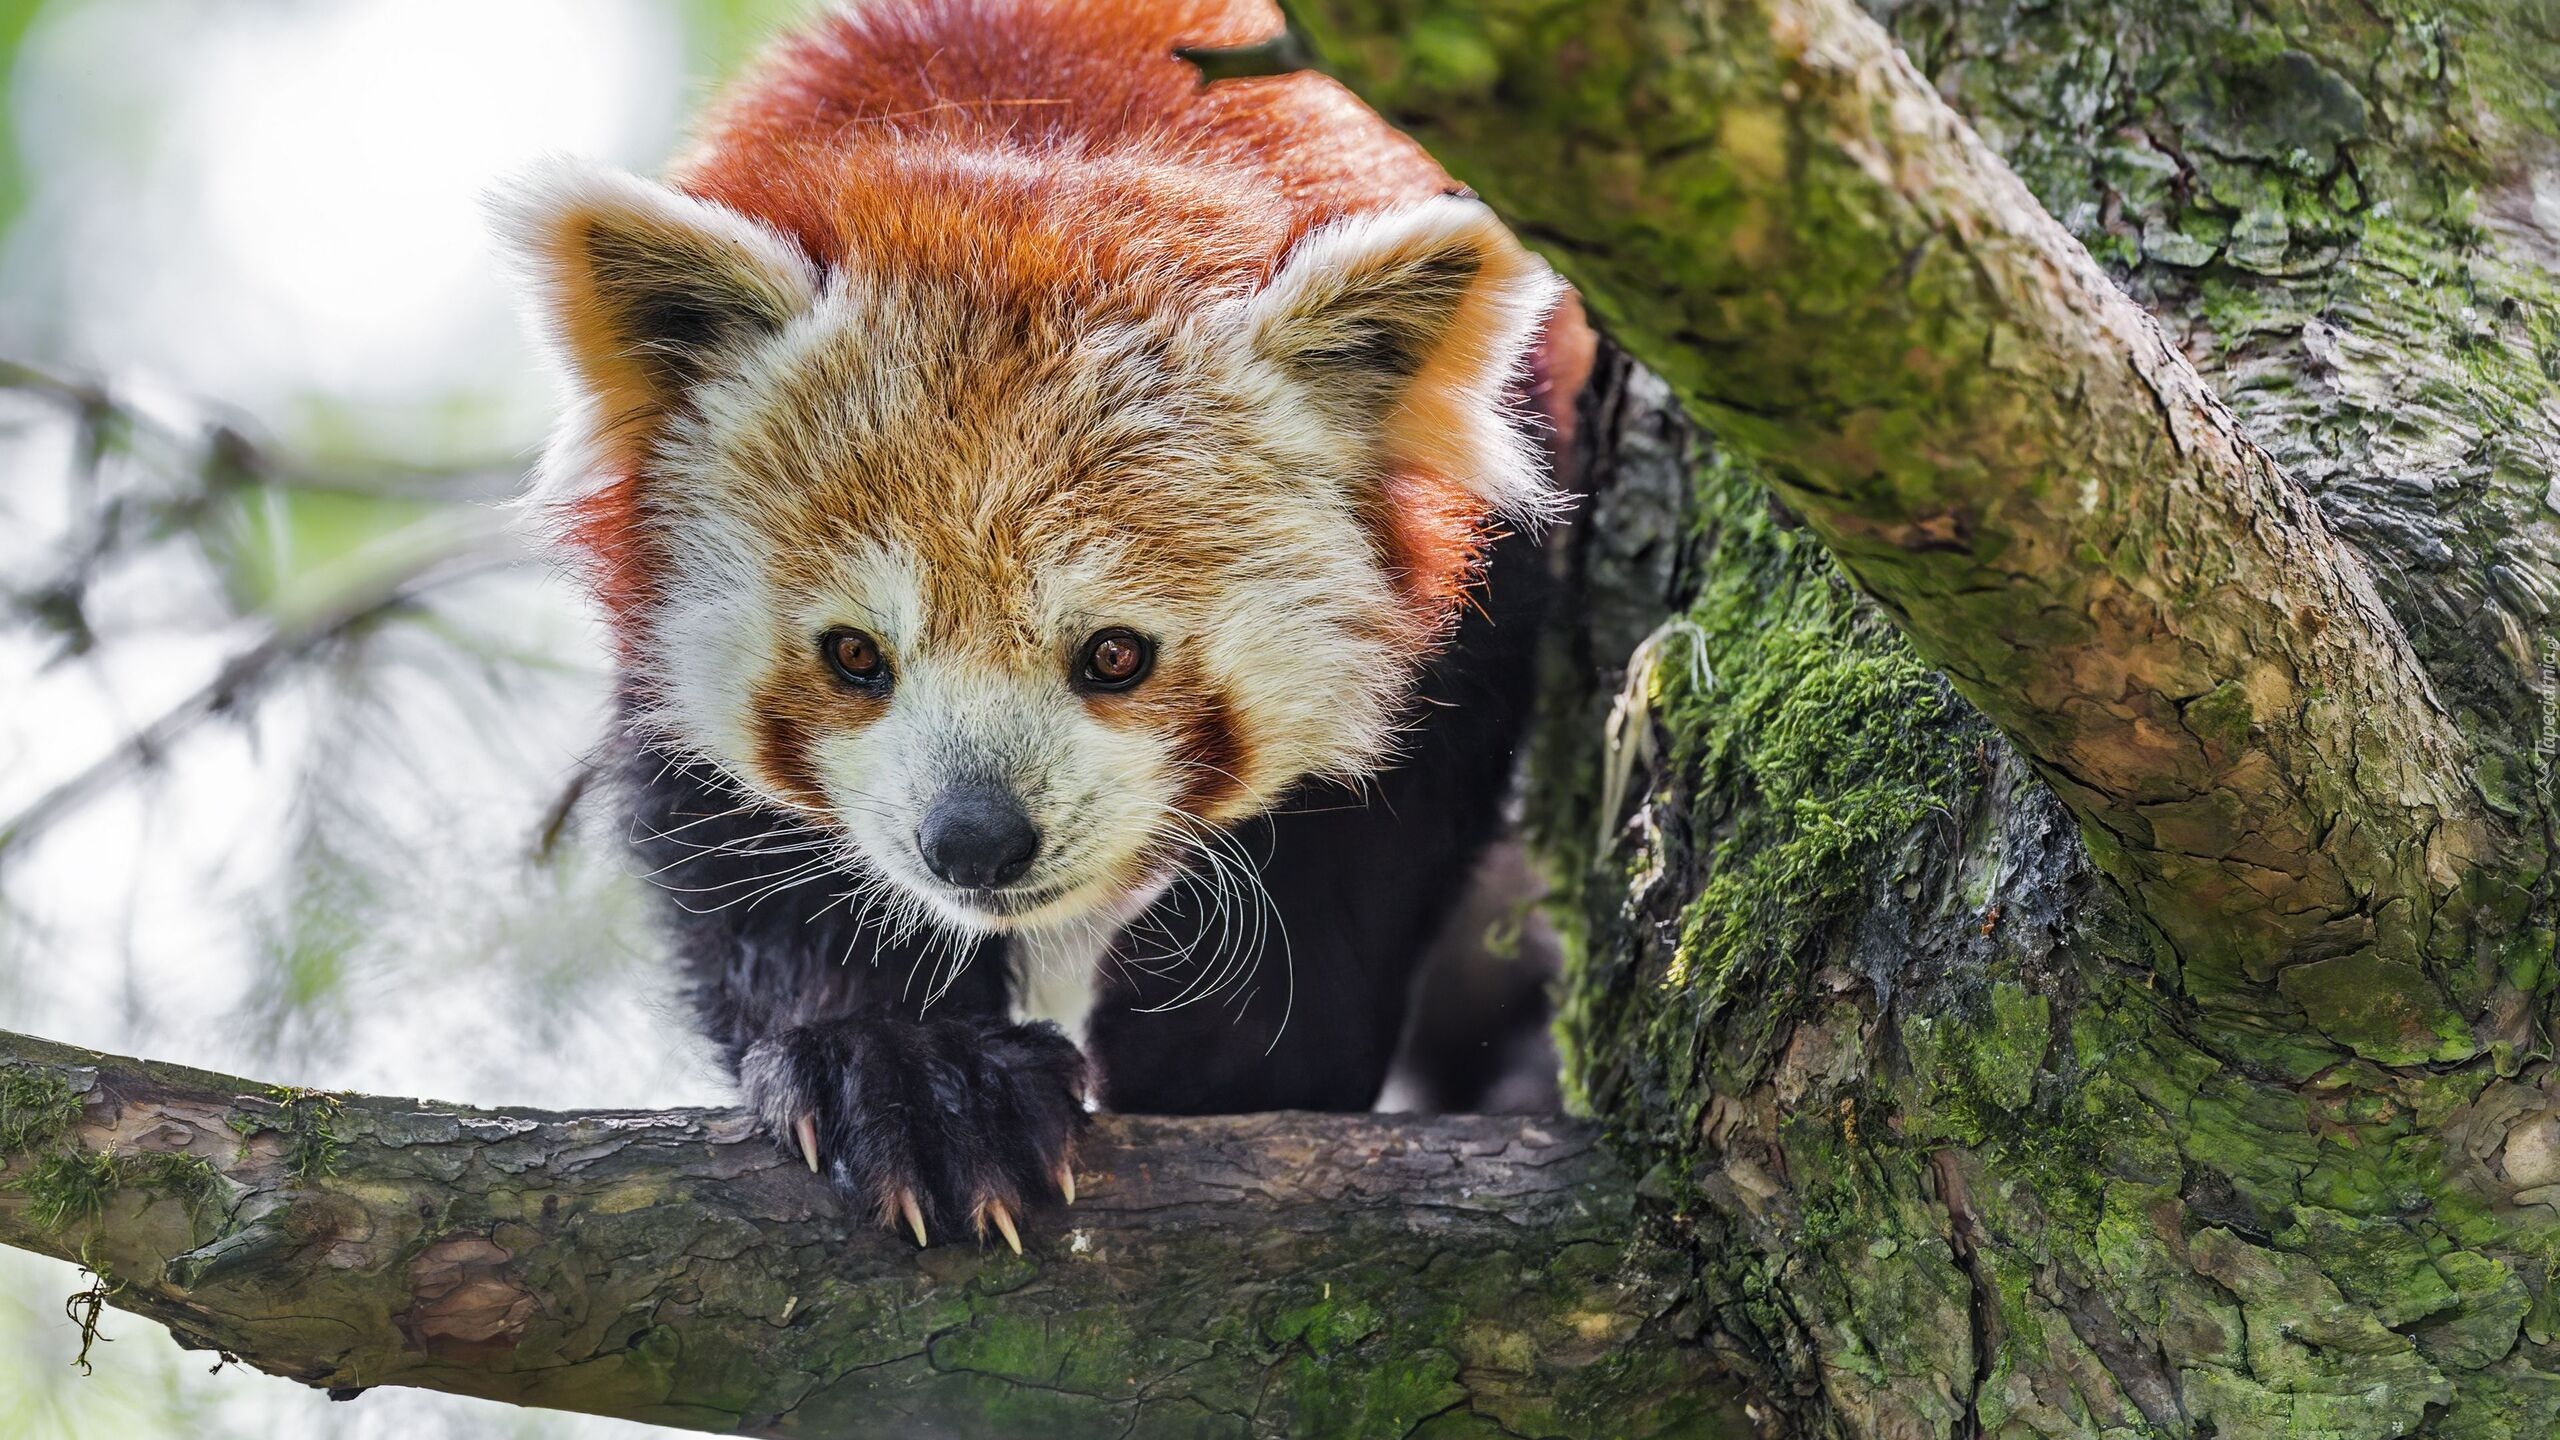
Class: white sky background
6,0,682,444
0,2,790,1435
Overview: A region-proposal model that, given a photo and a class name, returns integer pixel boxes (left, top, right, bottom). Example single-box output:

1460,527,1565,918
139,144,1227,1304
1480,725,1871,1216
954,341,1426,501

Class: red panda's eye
1077,629,1152,691
821,628,890,688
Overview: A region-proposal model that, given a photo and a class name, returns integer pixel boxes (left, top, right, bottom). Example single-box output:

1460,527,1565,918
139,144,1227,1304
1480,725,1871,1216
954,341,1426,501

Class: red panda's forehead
711,272,1286,654
831,158,1294,302
882,501,1262,663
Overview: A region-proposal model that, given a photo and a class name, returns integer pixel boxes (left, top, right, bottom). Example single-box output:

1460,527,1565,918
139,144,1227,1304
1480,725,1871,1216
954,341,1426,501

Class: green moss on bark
1554,432,1987,1129
0,1064,80,1154
1658,476,1982,1095
226,1085,345,1180
18,1149,121,1231
3,1058,224,1234
1530,331,2557,1431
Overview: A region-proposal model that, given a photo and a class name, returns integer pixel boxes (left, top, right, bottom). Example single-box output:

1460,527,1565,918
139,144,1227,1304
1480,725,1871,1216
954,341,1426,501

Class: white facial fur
496,162,1560,939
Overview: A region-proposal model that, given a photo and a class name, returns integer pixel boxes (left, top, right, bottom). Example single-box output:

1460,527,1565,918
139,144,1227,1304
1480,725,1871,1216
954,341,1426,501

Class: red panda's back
675,0,1455,297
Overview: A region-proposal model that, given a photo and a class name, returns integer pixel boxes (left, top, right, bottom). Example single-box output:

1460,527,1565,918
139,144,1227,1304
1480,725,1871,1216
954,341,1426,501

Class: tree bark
0,1029,1749,1437
1284,0,2530,1094
1257,0,2560,1435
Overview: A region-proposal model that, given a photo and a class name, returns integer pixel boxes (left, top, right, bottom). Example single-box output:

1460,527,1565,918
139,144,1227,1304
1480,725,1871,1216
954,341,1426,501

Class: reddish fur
568,472,662,637
1171,686,1249,815
674,0,1442,290
754,705,829,812
564,0,1586,639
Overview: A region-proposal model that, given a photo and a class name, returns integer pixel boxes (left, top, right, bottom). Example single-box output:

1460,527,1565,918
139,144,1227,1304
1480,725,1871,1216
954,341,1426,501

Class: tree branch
1276,0,2502,1054
0,1030,1745,1437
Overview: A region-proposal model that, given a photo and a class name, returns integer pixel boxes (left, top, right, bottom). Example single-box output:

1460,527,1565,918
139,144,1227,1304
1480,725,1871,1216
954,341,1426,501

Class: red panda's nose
918,786,1041,890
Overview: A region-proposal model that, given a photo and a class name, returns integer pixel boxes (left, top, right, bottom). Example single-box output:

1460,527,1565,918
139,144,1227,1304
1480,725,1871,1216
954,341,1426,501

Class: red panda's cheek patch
751,707,827,815
746,655,889,817
1170,687,1250,818
1078,653,1253,820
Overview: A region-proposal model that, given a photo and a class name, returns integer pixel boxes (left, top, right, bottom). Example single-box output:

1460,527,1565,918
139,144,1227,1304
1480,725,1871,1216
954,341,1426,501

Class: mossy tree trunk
1272,0,2560,1434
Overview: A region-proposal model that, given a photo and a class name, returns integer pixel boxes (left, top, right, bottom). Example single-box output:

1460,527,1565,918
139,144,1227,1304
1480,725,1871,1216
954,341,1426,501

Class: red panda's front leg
629,740,1086,1248
738,1014,1086,1249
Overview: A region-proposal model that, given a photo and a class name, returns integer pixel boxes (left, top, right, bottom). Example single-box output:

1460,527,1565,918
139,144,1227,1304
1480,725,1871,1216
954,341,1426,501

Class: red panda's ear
1244,197,1565,519
490,159,821,473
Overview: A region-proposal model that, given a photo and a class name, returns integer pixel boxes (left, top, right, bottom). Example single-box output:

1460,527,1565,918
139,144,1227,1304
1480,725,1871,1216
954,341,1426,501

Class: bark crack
1932,1151,1999,1440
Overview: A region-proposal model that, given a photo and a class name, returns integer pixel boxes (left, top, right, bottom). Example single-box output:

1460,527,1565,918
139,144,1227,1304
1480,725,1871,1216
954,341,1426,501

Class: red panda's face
497,163,1559,933
639,274,1428,933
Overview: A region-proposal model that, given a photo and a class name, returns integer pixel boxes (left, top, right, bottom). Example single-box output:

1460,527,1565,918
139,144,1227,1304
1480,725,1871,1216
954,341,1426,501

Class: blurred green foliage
0,0,43,228
684,0,821,77
0,2,821,1437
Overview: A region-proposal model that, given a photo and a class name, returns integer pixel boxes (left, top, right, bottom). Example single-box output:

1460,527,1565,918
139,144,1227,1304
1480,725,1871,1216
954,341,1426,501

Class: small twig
530,759,601,862
0,360,525,667
0,359,520,502
0,540,515,861
1597,617,1712,854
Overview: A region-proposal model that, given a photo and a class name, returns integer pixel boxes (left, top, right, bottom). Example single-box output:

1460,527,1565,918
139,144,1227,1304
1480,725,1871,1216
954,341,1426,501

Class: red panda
496,0,1590,1249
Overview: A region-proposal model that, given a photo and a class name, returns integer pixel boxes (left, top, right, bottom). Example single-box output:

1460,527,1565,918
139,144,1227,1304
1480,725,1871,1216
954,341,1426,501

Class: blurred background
0,2,814,1435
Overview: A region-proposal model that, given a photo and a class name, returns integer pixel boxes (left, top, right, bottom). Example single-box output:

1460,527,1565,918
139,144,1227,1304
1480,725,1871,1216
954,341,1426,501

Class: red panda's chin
924,883,1074,933
911,864,1177,936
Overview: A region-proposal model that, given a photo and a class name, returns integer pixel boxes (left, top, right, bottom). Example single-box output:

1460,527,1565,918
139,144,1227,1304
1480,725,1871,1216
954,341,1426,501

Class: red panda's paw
741,1015,1088,1251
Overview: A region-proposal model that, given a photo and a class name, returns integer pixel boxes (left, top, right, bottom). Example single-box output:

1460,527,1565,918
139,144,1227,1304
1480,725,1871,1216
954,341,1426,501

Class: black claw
743,1015,1088,1245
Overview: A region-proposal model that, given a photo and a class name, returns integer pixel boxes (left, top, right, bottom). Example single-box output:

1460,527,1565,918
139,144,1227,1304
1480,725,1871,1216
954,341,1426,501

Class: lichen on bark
1293,0,2560,1430
1293,0,2526,1062
1537,340,2560,1436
